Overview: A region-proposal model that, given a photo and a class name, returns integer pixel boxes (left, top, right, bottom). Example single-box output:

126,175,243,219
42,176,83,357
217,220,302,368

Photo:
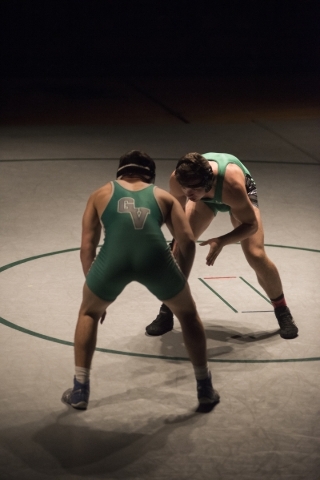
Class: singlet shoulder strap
213,161,225,203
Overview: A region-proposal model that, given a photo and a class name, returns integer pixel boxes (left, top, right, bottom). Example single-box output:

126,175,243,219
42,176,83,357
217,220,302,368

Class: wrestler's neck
116,176,152,192
118,175,149,186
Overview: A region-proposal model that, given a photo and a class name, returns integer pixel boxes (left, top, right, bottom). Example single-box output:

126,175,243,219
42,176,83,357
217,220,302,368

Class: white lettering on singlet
117,197,150,229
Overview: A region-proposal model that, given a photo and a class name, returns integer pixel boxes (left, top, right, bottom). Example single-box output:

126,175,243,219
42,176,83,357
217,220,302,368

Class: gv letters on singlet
118,197,150,230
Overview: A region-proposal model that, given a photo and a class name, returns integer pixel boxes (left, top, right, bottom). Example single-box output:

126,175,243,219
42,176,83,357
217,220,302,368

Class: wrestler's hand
199,238,224,266
100,311,107,324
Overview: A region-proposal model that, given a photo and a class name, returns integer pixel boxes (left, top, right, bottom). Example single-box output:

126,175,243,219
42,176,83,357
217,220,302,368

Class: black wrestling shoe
275,306,298,339
197,372,220,405
145,304,174,336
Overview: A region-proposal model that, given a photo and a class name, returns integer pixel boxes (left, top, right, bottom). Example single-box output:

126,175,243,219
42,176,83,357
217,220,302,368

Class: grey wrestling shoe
62,377,90,410
145,304,174,336
197,372,220,405
275,306,298,339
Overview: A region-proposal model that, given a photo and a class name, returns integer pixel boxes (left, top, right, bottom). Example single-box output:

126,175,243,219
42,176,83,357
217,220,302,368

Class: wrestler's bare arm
201,168,258,266
223,167,258,238
155,188,195,278
80,193,102,276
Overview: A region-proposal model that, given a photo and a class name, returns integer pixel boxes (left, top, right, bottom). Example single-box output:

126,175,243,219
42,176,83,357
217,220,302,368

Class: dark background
1,0,319,77
1,0,319,124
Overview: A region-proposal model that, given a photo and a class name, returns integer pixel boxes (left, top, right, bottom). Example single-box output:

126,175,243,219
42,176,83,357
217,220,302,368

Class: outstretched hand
199,238,224,266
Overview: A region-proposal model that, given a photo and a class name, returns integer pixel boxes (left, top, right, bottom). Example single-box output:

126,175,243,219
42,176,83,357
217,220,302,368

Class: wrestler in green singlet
86,181,186,302
201,152,258,215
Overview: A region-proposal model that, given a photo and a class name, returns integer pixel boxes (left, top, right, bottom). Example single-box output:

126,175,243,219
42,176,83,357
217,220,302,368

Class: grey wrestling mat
0,84,319,480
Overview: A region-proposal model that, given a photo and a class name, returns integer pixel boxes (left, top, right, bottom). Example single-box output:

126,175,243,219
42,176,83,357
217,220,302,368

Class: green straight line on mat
198,278,238,313
1,316,320,364
239,277,271,304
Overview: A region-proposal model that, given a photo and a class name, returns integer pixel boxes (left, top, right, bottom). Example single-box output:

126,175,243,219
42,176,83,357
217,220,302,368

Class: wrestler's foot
275,306,298,339
62,377,90,410
145,304,173,336
197,372,220,405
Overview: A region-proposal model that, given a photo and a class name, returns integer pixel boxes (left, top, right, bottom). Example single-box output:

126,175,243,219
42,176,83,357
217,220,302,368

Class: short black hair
116,150,156,183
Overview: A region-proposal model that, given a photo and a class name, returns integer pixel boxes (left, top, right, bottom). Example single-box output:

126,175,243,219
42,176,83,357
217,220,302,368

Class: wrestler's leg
230,208,298,339
163,284,220,405
146,201,215,336
62,284,112,409
74,283,112,369
163,283,207,367
230,207,283,299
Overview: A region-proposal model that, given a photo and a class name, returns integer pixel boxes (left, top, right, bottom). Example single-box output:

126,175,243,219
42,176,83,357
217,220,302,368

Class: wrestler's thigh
162,283,198,319
230,207,265,254
79,283,112,318
185,200,215,240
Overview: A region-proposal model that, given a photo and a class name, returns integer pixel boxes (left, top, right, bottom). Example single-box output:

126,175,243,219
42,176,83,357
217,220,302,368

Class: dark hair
175,152,214,192
116,150,156,183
